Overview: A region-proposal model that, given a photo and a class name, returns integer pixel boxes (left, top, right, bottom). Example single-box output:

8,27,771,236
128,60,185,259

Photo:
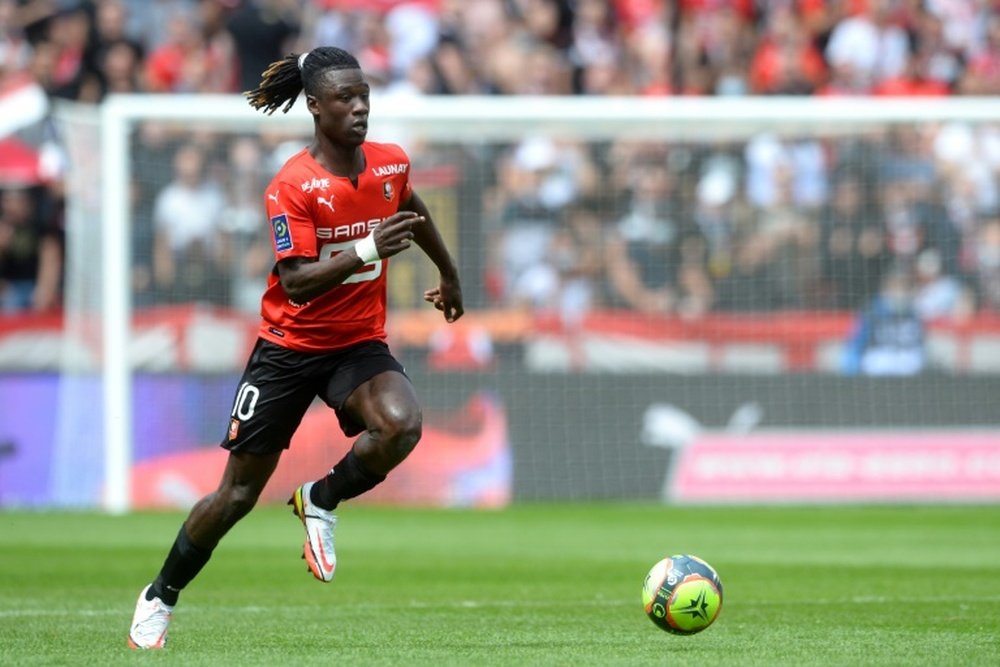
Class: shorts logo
228,418,240,440
383,181,394,201
271,214,292,252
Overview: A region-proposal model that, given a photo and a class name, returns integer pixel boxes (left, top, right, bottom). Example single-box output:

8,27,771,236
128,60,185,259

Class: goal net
49,95,1000,512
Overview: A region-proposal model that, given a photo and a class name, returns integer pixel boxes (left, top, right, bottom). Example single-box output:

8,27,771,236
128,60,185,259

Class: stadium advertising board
669,432,1000,503
2,372,999,507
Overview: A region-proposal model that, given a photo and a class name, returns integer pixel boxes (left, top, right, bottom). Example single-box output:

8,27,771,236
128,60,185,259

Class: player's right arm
276,211,423,304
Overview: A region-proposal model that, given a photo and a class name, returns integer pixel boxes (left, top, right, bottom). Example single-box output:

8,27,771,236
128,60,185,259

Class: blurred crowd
2,0,1000,322
5,0,1000,101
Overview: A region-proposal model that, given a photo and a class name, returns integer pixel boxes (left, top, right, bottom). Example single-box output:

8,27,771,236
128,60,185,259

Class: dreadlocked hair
244,46,362,115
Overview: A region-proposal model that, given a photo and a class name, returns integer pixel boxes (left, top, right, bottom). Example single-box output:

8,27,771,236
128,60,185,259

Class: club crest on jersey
270,213,292,252
383,181,394,201
301,177,330,193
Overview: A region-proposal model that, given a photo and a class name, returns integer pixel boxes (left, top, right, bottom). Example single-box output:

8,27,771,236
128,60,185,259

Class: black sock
309,449,386,510
146,526,213,606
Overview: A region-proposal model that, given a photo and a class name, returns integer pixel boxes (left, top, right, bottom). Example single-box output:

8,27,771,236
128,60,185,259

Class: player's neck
309,139,365,181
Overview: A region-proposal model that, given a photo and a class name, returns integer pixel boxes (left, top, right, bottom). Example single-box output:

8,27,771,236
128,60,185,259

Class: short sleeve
265,179,316,260
396,146,413,205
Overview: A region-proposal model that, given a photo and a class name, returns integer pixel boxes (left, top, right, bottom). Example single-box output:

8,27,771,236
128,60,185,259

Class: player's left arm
401,190,464,323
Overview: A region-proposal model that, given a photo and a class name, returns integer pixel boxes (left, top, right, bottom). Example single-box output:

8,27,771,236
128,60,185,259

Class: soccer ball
642,554,723,635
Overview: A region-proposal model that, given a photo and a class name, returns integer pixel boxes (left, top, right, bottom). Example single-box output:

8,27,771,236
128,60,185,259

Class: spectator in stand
90,0,144,63
505,37,573,95
216,136,271,314
605,149,713,316
144,5,235,93
485,136,597,308
515,0,573,51
432,0,507,87
913,247,974,322
225,0,299,94
546,199,607,324
30,5,98,101
150,141,228,304
819,174,889,309
879,174,928,267
93,0,132,46
749,5,826,94
873,48,952,95
0,3,35,102
973,215,1000,311
629,18,680,95
124,0,196,52
842,264,928,376
93,38,142,97
0,186,62,313
382,2,440,82
676,1,757,95
745,132,828,210
348,8,393,87
932,159,985,277
909,7,966,91
566,0,621,94
691,156,751,284
198,0,239,86
747,163,822,309
88,1,145,99
420,32,487,95
931,122,1000,227
875,124,969,279
960,12,1000,94
925,0,981,56
0,0,29,63
824,0,910,94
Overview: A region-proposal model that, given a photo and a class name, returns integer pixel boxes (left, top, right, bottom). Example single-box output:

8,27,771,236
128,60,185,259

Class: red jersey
259,142,413,352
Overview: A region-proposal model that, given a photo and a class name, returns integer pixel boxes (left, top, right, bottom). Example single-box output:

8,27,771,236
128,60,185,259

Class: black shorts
221,338,407,455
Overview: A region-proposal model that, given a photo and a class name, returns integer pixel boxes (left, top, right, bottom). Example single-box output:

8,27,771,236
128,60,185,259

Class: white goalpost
52,94,1000,512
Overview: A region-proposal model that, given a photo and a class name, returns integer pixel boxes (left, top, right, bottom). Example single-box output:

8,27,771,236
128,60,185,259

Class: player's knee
378,405,422,458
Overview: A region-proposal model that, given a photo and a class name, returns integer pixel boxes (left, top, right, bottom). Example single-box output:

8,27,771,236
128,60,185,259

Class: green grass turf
1,504,998,666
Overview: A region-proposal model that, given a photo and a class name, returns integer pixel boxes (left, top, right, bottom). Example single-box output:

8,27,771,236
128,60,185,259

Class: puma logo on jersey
371,163,408,177
317,196,335,212
267,191,279,204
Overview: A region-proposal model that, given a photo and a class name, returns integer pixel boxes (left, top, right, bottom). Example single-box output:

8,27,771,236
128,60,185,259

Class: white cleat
127,584,173,649
289,481,337,582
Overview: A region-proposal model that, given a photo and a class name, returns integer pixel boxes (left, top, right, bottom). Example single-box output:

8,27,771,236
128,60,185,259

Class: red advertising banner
671,431,1000,502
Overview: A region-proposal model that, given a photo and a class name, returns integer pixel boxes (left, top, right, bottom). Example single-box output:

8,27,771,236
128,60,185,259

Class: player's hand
373,211,423,258
423,275,464,323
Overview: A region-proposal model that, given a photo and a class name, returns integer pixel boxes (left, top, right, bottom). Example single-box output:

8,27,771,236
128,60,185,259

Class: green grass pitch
1,504,998,666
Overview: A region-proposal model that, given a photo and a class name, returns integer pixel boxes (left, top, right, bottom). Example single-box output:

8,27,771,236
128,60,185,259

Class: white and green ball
642,554,723,635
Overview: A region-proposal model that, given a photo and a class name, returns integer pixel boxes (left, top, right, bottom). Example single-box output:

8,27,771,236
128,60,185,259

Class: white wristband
354,232,380,264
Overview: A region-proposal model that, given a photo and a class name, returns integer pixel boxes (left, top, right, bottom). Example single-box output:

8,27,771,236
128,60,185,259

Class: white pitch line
2,595,999,619
0,599,631,618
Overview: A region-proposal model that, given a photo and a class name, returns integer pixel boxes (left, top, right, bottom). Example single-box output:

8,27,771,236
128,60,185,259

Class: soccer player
127,46,464,649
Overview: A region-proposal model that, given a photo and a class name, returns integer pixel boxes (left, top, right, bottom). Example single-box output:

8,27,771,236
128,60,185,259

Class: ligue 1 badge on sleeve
228,418,240,441
270,213,292,252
